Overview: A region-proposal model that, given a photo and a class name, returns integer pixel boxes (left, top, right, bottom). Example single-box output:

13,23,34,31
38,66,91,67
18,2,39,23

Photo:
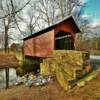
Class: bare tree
0,0,14,52
0,0,31,19
0,33,4,49
18,5,40,36
30,0,86,28
0,0,31,53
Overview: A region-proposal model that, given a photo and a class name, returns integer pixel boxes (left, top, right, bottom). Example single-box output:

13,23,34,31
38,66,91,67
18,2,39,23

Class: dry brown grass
0,50,23,61
0,73,100,100
0,55,19,68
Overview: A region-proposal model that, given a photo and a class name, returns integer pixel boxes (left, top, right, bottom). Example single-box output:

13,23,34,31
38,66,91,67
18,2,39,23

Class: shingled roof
0,55,19,69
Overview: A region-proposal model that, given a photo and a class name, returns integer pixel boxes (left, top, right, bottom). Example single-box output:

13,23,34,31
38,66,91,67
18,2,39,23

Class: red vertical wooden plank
24,38,34,56
35,30,54,57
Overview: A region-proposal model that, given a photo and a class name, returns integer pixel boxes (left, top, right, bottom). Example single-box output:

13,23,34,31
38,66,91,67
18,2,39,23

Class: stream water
0,68,18,90
90,55,100,71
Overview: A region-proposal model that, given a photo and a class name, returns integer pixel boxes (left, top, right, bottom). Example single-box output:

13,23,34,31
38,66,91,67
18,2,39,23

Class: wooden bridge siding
55,21,77,39
23,18,79,57
24,38,35,56
54,21,77,49
35,30,55,57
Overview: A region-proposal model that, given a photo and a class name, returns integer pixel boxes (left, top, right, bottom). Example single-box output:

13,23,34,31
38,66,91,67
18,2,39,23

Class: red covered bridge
23,16,80,57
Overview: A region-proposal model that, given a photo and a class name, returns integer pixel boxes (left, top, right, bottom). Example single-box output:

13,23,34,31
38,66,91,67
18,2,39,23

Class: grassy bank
0,72,100,100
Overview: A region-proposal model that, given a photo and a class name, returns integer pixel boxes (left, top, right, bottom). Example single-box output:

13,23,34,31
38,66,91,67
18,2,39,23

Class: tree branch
0,0,31,19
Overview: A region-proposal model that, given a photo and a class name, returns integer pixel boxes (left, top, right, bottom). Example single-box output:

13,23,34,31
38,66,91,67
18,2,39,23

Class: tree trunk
5,68,9,89
4,31,8,53
4,21,9,53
